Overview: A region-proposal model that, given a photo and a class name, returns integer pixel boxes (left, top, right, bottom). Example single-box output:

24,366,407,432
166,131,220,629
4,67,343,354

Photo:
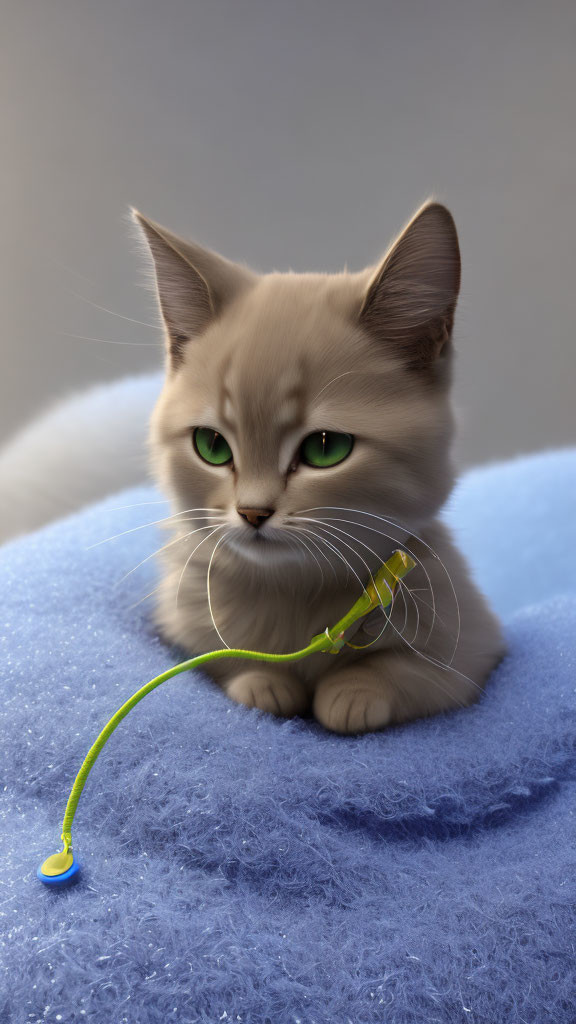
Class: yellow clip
309,628,346,654
323,628,346,654
365,550,416,610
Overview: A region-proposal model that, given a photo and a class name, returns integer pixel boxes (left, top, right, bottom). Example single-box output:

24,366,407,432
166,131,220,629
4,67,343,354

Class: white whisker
176,524,228,610
285,525,337,584
66,288,162,331
284,529,326,599
59,331,160,347
309,521,410,643
293,513,480,703
115,523,224,587
403,587,454,634
293,525,355,587
294,505,460,664
303,518,417,645
312,371,362,403
206,529,232,649
104,500,171,512
293,510,436,643
293,514,432,648
127,582,163,612
87,509,223,549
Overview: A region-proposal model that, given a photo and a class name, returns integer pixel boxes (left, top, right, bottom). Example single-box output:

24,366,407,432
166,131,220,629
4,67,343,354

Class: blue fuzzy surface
1,444,576,1023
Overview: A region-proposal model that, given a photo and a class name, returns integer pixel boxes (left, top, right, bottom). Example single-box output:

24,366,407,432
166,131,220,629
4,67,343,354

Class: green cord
57,550,415,855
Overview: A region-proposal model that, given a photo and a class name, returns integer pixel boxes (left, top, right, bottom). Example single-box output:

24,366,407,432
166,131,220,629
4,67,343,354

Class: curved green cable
51,550,414,862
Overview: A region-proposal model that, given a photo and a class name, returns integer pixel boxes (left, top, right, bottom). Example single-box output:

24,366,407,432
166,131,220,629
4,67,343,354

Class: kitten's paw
313,670,392,735
225,670,310,718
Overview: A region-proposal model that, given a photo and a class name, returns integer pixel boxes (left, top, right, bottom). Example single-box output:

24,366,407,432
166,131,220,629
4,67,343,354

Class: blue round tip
37,855,81,888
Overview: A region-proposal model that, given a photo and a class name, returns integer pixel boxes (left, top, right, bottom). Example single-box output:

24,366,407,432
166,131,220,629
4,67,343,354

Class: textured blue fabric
1,446,576,1023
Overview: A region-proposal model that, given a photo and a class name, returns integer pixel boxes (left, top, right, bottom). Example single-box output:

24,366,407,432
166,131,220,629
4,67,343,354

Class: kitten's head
133,201,460,575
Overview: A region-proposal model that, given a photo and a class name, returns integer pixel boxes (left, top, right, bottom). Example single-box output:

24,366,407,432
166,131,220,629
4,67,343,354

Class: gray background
1,0,575,467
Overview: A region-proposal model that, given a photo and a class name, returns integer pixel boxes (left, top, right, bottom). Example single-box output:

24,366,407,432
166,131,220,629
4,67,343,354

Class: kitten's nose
237,507,275,529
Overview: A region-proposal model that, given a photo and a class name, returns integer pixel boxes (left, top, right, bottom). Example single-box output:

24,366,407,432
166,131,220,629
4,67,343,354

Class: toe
226,672,309,718
314,680,392,734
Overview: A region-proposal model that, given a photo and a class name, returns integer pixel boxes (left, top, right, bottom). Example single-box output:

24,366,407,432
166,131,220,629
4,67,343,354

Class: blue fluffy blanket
2,444,576,1023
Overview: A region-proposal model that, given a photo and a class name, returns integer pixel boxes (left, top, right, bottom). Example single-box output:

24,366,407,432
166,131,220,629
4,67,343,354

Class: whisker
127,582,163,612
382,622,484,702
293,514,432,648
402,586,454,634
294,518,481,704
65,287,163,331
293,506,460,664
285,525,337,583
292,525,354,587
59,331,160,347
104,500,171,512
304,518,417,645
219,524,473,701
309,521,411,643
311,371,366,403
293,511,436,641
115,523,224,587
302,526,384,610
283,529,326,600
50,257,96,287
87,509,223,549
206,529,233,648
176,524,228,610
285,530,330,599
358,507,456,658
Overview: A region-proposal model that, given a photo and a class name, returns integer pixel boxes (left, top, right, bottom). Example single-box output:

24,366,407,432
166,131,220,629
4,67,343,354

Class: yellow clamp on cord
38,549,415,886
345,549,413,649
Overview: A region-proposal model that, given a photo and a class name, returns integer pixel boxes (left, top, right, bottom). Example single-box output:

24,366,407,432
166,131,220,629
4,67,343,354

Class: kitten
133,201,504,735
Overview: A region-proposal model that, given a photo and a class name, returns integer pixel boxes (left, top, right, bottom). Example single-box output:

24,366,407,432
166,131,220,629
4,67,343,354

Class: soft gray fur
133,202,504,734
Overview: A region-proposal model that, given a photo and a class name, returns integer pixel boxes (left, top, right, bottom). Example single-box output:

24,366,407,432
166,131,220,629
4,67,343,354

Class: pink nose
237,507,275,529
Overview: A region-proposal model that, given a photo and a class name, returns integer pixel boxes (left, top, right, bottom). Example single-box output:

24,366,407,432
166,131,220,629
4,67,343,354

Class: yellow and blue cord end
37,848,81,887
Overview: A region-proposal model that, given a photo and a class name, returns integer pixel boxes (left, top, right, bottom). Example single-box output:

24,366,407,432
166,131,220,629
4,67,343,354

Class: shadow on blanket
1,447,576,1023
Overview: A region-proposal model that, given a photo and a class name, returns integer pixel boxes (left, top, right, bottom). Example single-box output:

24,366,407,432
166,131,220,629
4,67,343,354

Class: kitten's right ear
131,209,255,366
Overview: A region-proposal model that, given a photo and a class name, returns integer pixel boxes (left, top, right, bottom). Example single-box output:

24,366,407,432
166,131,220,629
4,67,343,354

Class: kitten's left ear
359,201,461,369
131,209,256,366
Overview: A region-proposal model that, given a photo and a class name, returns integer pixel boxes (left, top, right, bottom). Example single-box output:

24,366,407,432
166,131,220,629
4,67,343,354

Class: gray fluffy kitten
133,201,504,734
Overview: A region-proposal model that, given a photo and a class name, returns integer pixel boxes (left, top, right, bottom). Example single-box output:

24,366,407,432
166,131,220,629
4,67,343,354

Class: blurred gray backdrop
1,0,575,467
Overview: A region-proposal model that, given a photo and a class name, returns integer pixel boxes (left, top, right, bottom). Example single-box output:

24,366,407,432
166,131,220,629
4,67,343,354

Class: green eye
300,431,354,468
193,427,233,466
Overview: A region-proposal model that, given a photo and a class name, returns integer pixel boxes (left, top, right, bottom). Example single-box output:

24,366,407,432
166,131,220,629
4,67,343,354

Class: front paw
313,670,392,735
225,670,310,718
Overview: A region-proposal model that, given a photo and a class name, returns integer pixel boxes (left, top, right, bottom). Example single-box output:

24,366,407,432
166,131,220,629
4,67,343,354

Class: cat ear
359,201,461,371
131,209,255,365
